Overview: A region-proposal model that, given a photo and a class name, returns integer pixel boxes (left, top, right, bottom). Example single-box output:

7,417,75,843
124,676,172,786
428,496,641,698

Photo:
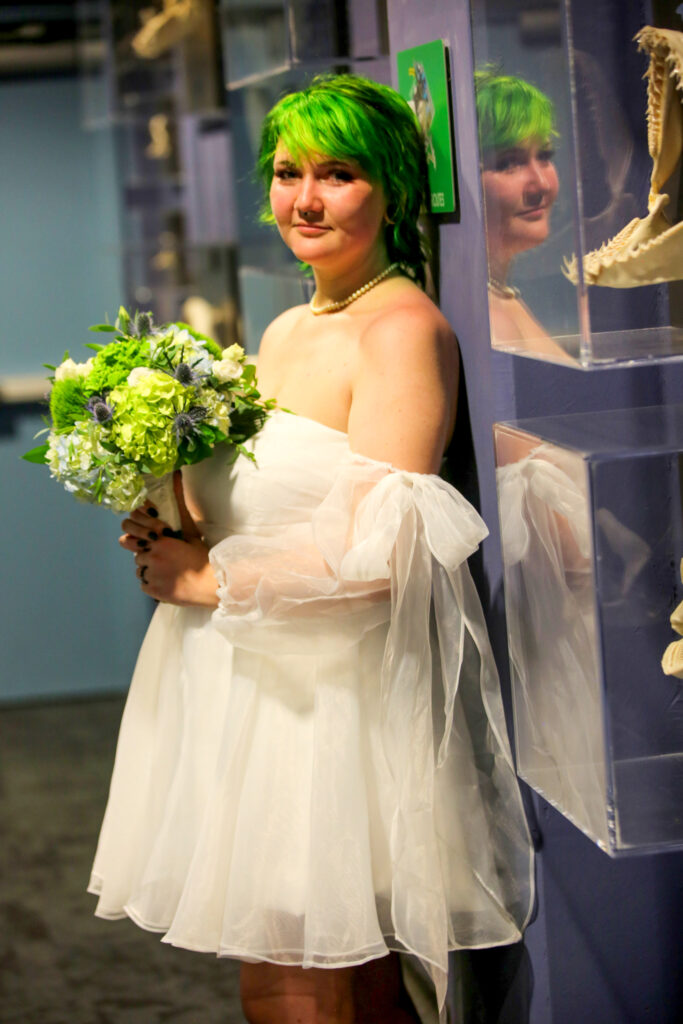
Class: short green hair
257,73,429,286
474,69,556,153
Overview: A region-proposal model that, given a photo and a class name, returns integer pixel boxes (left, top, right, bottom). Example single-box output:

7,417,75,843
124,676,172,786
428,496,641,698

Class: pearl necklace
309,262,400,315
488,277,520,299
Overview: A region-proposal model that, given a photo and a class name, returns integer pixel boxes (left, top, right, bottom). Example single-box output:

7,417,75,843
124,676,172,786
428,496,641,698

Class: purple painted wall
387,2,683,1022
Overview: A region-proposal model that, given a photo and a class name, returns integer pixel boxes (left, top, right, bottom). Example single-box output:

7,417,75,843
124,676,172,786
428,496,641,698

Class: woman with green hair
475,69,567,356
93,73,533,1024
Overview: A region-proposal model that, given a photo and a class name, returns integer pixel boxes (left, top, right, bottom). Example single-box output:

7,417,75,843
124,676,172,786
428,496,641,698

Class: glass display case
78,1,239,342
470,0,683,366
494,404,683,855
219,0,388,89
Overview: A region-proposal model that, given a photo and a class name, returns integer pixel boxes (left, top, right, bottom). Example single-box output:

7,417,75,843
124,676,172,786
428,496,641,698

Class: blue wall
387,2,683,1022
0,76,151,701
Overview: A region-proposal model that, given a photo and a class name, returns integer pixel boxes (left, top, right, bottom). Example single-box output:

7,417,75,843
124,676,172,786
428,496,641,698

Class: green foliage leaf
89,324,118,333
22,443,49,464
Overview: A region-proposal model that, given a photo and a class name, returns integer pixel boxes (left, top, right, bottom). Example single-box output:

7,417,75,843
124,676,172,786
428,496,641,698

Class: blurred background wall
0,33,151,701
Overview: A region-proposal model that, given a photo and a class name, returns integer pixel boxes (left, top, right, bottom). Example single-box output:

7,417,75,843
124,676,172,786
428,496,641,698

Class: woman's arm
348,302,459,473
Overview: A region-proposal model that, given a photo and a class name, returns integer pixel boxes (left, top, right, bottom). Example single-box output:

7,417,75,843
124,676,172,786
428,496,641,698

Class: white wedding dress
89,409,533,1018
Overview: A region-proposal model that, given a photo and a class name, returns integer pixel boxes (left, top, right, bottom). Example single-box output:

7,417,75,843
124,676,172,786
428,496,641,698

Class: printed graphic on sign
397,39,457,214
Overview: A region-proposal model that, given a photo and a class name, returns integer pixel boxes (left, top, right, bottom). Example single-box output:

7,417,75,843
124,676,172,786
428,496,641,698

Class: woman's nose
526,160,551,191
295,173,322,213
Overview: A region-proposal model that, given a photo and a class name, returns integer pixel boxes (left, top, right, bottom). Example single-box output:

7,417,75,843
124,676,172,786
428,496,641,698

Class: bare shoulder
359,285,458,376
258,303,308,357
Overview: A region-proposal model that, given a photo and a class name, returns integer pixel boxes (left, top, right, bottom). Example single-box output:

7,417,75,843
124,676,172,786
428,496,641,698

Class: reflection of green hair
257,74,429,285
474,69,556,152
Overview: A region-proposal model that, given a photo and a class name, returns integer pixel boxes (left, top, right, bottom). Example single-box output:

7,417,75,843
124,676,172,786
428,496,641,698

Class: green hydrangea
109,369,189,476
49,377,89,431
102,463,148,512
86,338,151,394
197,387,232,434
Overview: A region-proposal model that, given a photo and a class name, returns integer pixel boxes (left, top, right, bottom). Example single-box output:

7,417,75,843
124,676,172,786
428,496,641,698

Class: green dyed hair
257,74,429,286
474,69,556,153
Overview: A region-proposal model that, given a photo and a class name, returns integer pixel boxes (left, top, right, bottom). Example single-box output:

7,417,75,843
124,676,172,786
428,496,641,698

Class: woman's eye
495,155,521,173
274,168,298,181
538,148,555,163
328,168,354,183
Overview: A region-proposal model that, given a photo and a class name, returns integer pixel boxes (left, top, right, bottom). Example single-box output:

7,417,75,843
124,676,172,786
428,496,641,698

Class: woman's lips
293,224,331,235
516,207,547,221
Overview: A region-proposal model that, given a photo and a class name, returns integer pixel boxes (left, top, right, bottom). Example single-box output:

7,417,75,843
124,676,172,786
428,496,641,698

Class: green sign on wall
396,39,457,215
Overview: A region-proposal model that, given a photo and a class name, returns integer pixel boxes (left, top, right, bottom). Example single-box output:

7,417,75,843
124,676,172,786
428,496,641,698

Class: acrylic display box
219,0,389,90
494,404,683,854
470,0,683,366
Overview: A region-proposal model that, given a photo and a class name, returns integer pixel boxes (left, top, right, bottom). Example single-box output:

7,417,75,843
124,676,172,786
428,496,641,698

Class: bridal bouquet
24,308,272,527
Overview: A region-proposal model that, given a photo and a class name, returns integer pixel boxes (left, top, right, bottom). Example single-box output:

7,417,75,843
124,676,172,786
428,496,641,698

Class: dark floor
0,696,246,1024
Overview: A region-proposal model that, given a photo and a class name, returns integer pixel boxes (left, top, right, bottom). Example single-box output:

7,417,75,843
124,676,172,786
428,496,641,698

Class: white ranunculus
55,357,93,381
127,366,156,386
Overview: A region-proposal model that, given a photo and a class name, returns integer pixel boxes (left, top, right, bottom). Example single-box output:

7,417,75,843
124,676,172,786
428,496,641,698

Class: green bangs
474,70,557,153
257,74,429,285
258,91,376,188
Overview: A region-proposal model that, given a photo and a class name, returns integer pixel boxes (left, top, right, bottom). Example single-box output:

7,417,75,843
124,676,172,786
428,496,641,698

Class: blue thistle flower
173,406,207,442
132,311,154,338
173,362,201,386
86,394,114,424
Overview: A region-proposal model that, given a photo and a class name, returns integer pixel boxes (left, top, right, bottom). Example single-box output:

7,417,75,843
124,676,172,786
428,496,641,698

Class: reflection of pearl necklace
488,277,520,299
310,262,400,315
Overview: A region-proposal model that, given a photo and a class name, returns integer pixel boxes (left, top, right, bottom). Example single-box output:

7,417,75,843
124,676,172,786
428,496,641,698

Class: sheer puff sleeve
209,456,534,1019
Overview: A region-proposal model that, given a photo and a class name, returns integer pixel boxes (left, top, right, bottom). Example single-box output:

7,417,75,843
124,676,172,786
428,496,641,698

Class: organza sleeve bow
209,456,488,660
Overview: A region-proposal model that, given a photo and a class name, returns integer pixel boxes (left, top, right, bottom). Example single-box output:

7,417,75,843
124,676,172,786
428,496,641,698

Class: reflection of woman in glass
475,71,568,358
90,75,532,1024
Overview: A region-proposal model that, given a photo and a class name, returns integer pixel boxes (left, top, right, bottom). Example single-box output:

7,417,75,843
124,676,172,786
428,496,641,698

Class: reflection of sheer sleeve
210,456,534,1019
497,450,608,843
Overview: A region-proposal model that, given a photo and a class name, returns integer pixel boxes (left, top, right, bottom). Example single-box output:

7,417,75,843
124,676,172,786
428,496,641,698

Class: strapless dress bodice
182,410,349,546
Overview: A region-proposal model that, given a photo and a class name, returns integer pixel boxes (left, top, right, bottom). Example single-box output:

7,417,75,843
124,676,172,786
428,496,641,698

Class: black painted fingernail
148,531,158,541
147,507,159,518
162,527,175,538
136,539,147,548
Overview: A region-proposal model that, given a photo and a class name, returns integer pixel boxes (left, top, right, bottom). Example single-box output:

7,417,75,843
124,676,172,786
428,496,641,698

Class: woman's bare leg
354,953,422,1024
240,962,355,1024
240,954,421,1024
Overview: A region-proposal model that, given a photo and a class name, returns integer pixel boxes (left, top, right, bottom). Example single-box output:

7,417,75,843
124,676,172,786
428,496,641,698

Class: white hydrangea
46,421,145,511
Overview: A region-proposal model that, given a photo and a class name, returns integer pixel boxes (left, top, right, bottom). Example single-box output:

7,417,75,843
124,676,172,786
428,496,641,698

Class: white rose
221,343,244,362
55,357,93,381
127,366,156,386
212,356,243,383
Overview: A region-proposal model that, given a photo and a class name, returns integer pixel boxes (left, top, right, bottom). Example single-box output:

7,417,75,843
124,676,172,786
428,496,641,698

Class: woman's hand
119,471,219,608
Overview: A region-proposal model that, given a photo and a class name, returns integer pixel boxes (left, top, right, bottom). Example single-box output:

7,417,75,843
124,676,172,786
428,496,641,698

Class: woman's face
481,140,559,265
269,143,388,272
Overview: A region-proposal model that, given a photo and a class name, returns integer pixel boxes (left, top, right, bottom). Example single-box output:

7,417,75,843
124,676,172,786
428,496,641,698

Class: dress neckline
273,408,410,472
275,407,348,440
